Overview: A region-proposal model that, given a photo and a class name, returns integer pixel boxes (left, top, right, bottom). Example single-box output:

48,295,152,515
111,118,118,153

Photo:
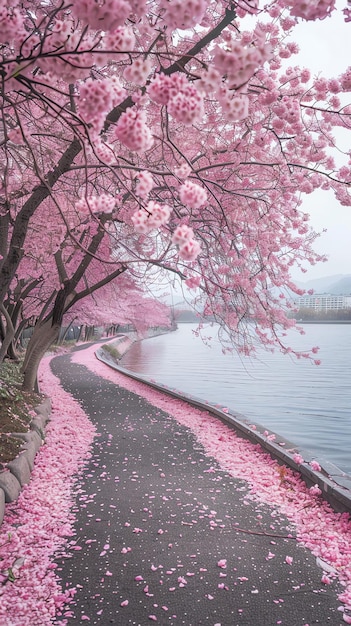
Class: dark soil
0,361,42,468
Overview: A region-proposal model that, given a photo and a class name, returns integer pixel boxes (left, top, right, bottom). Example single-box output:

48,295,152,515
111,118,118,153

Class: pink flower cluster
236,0,259,17
310,460,322,472
124,57,153,85
272,96,301,132
76,194,115,216
78,78,113,132
340,68,351,92
131,200,171,233
309,484,322,496
185,274,201,289
91,138,116,164
7,127,23,144
293,453,304,465
79,77,125,133
35,20,93,83
288,0,336,20
178,239,202,262
160,0,208,30
174,163,192,179
148,74,176,105
196,67,221,95
168,88,204,126
171,224,202,261
213,33,272,89
113,108,153,152
148,74,204,125
147,74,178,105
103,26,136,56
217,87,249,121
0,2,26,47
72,0,131,31
135,170,154,200
179,180,207,209
171,223,194,245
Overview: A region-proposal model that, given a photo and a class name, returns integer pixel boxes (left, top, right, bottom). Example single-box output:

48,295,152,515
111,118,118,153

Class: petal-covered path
48,345,347,626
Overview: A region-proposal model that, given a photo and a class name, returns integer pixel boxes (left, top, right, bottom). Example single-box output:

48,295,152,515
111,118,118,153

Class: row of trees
0,0,350,390
293,307,351,321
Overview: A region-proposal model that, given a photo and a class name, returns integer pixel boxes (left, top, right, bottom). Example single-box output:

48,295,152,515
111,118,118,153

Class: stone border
0,398,51,527
96,345,351,516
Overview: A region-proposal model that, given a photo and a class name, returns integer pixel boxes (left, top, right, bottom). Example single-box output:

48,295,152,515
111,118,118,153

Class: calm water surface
121,323,351,474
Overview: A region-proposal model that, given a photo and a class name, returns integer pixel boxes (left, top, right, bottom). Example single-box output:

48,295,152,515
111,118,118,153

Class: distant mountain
297,274,351,294
328,276,351,294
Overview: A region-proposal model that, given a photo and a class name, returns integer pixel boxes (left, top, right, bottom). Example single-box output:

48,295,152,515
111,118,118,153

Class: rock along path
50,347,344,626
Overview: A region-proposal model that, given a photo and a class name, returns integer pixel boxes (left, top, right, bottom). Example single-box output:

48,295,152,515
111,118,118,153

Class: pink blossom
124,57,153,85
76,194,115,216
166,83,204,125
79,78,114,132
309,484,322,497
148,74,176,106
179,181,207,209
172,224,194,246
132,201,171,234
72,0,131,30
289,0,336,21
178,239,202,262
104,26,136,55
185,275,201,289
113,108,153,153
135,170,154,200
160,0,207,30
214,34,272,90
174,163,192,179
310,460,321,472
293,453,304,465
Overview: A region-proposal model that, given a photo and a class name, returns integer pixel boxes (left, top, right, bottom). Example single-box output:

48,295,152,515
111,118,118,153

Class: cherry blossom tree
0,0,350,390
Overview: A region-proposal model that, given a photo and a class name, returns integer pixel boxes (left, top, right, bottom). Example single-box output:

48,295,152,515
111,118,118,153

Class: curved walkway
51,348,343,625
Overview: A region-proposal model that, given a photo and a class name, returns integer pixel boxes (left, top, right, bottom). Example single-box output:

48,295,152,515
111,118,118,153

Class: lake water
121,323,351,474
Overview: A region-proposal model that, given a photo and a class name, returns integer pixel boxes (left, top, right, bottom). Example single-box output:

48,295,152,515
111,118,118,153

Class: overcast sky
286,2,351,280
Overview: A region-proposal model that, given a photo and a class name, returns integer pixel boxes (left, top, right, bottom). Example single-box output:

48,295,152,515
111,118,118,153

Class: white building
294,294,351,311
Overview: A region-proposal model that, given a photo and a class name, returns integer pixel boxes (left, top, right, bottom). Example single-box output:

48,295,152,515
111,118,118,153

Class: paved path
51,350,343,625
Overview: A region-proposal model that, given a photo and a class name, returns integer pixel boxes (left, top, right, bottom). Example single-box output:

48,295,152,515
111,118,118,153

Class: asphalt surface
50,350,344,626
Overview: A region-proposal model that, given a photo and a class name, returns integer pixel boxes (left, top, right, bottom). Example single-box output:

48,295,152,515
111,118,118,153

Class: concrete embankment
0,398,51,526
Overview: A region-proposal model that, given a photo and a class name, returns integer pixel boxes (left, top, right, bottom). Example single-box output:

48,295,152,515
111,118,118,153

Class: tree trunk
59,317,77,344
6,339,19,361
0,304,16,364
21,320,60,391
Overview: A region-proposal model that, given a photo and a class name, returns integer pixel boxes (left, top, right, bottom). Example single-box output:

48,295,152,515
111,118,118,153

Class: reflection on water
121,324,351,473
